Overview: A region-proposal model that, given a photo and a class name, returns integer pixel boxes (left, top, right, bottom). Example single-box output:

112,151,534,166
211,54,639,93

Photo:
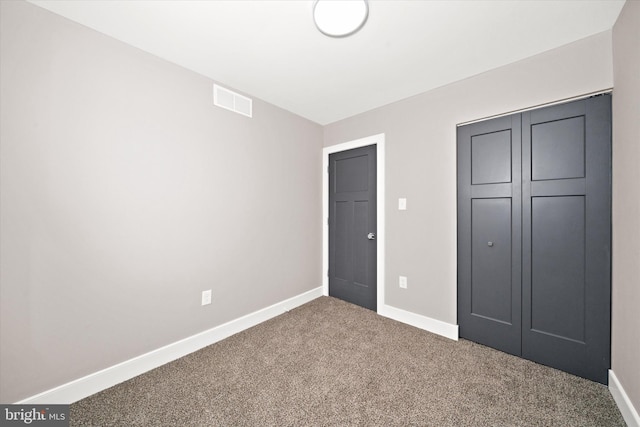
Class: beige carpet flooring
70,296,625,426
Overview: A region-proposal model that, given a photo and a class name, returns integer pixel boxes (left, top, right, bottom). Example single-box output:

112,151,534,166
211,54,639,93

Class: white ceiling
28,0,625,125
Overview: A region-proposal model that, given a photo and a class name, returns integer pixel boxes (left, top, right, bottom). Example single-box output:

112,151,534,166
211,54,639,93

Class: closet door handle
488,241,494,247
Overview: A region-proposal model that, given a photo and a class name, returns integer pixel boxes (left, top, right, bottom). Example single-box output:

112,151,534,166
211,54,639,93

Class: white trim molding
609,369,640,427
17,287,323,405
322,133,385,311
378,304,459,341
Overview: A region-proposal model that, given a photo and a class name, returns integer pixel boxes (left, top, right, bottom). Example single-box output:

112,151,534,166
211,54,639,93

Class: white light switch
201,290,212,306
399,276,408,289
398,198,407,210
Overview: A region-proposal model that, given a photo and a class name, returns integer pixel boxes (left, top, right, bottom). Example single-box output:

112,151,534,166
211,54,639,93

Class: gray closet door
329,145,377,311
457,114,522,356
522,95,611,384
457,95,611,384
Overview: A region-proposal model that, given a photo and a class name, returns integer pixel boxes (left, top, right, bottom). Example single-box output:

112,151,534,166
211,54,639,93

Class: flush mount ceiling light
313,0,369,38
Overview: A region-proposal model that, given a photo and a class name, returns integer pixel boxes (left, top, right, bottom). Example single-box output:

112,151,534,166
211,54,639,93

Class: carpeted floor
70,297,625,426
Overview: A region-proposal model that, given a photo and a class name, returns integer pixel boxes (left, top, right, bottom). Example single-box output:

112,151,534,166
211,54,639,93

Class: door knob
367,233,376,240
488,241,494,247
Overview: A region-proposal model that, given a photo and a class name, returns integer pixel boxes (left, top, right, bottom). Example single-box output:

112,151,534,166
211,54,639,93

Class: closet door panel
471,198,512,324
522,95,611,384
530,195,586,342
531,116,585,181
457,114,522,357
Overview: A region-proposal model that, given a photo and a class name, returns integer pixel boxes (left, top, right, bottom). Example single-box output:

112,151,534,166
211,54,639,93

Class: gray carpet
70,297,625,426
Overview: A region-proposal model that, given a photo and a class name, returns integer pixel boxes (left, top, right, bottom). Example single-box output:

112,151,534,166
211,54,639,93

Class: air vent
213,84,252,118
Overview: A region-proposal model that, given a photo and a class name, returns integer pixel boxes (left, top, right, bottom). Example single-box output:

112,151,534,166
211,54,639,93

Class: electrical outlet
398,198,407,210
201,290,212,306
399,276,408,289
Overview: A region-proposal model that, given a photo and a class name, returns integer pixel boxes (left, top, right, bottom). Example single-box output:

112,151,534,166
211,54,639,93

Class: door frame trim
322,133,385,312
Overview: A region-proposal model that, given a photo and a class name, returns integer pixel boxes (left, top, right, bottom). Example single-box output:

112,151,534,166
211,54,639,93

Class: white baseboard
378,304,459,341
609,369,640,427
17,287,323,405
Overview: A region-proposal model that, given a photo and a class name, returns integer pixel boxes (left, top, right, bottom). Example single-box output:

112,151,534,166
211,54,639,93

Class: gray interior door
329,145,377,311
457,114,522,356
457,95,611,384
521,95,611,384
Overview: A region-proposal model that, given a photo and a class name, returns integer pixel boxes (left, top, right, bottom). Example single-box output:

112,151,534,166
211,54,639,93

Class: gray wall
0,1,323,403
612,0,640,413
324,31,613,324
